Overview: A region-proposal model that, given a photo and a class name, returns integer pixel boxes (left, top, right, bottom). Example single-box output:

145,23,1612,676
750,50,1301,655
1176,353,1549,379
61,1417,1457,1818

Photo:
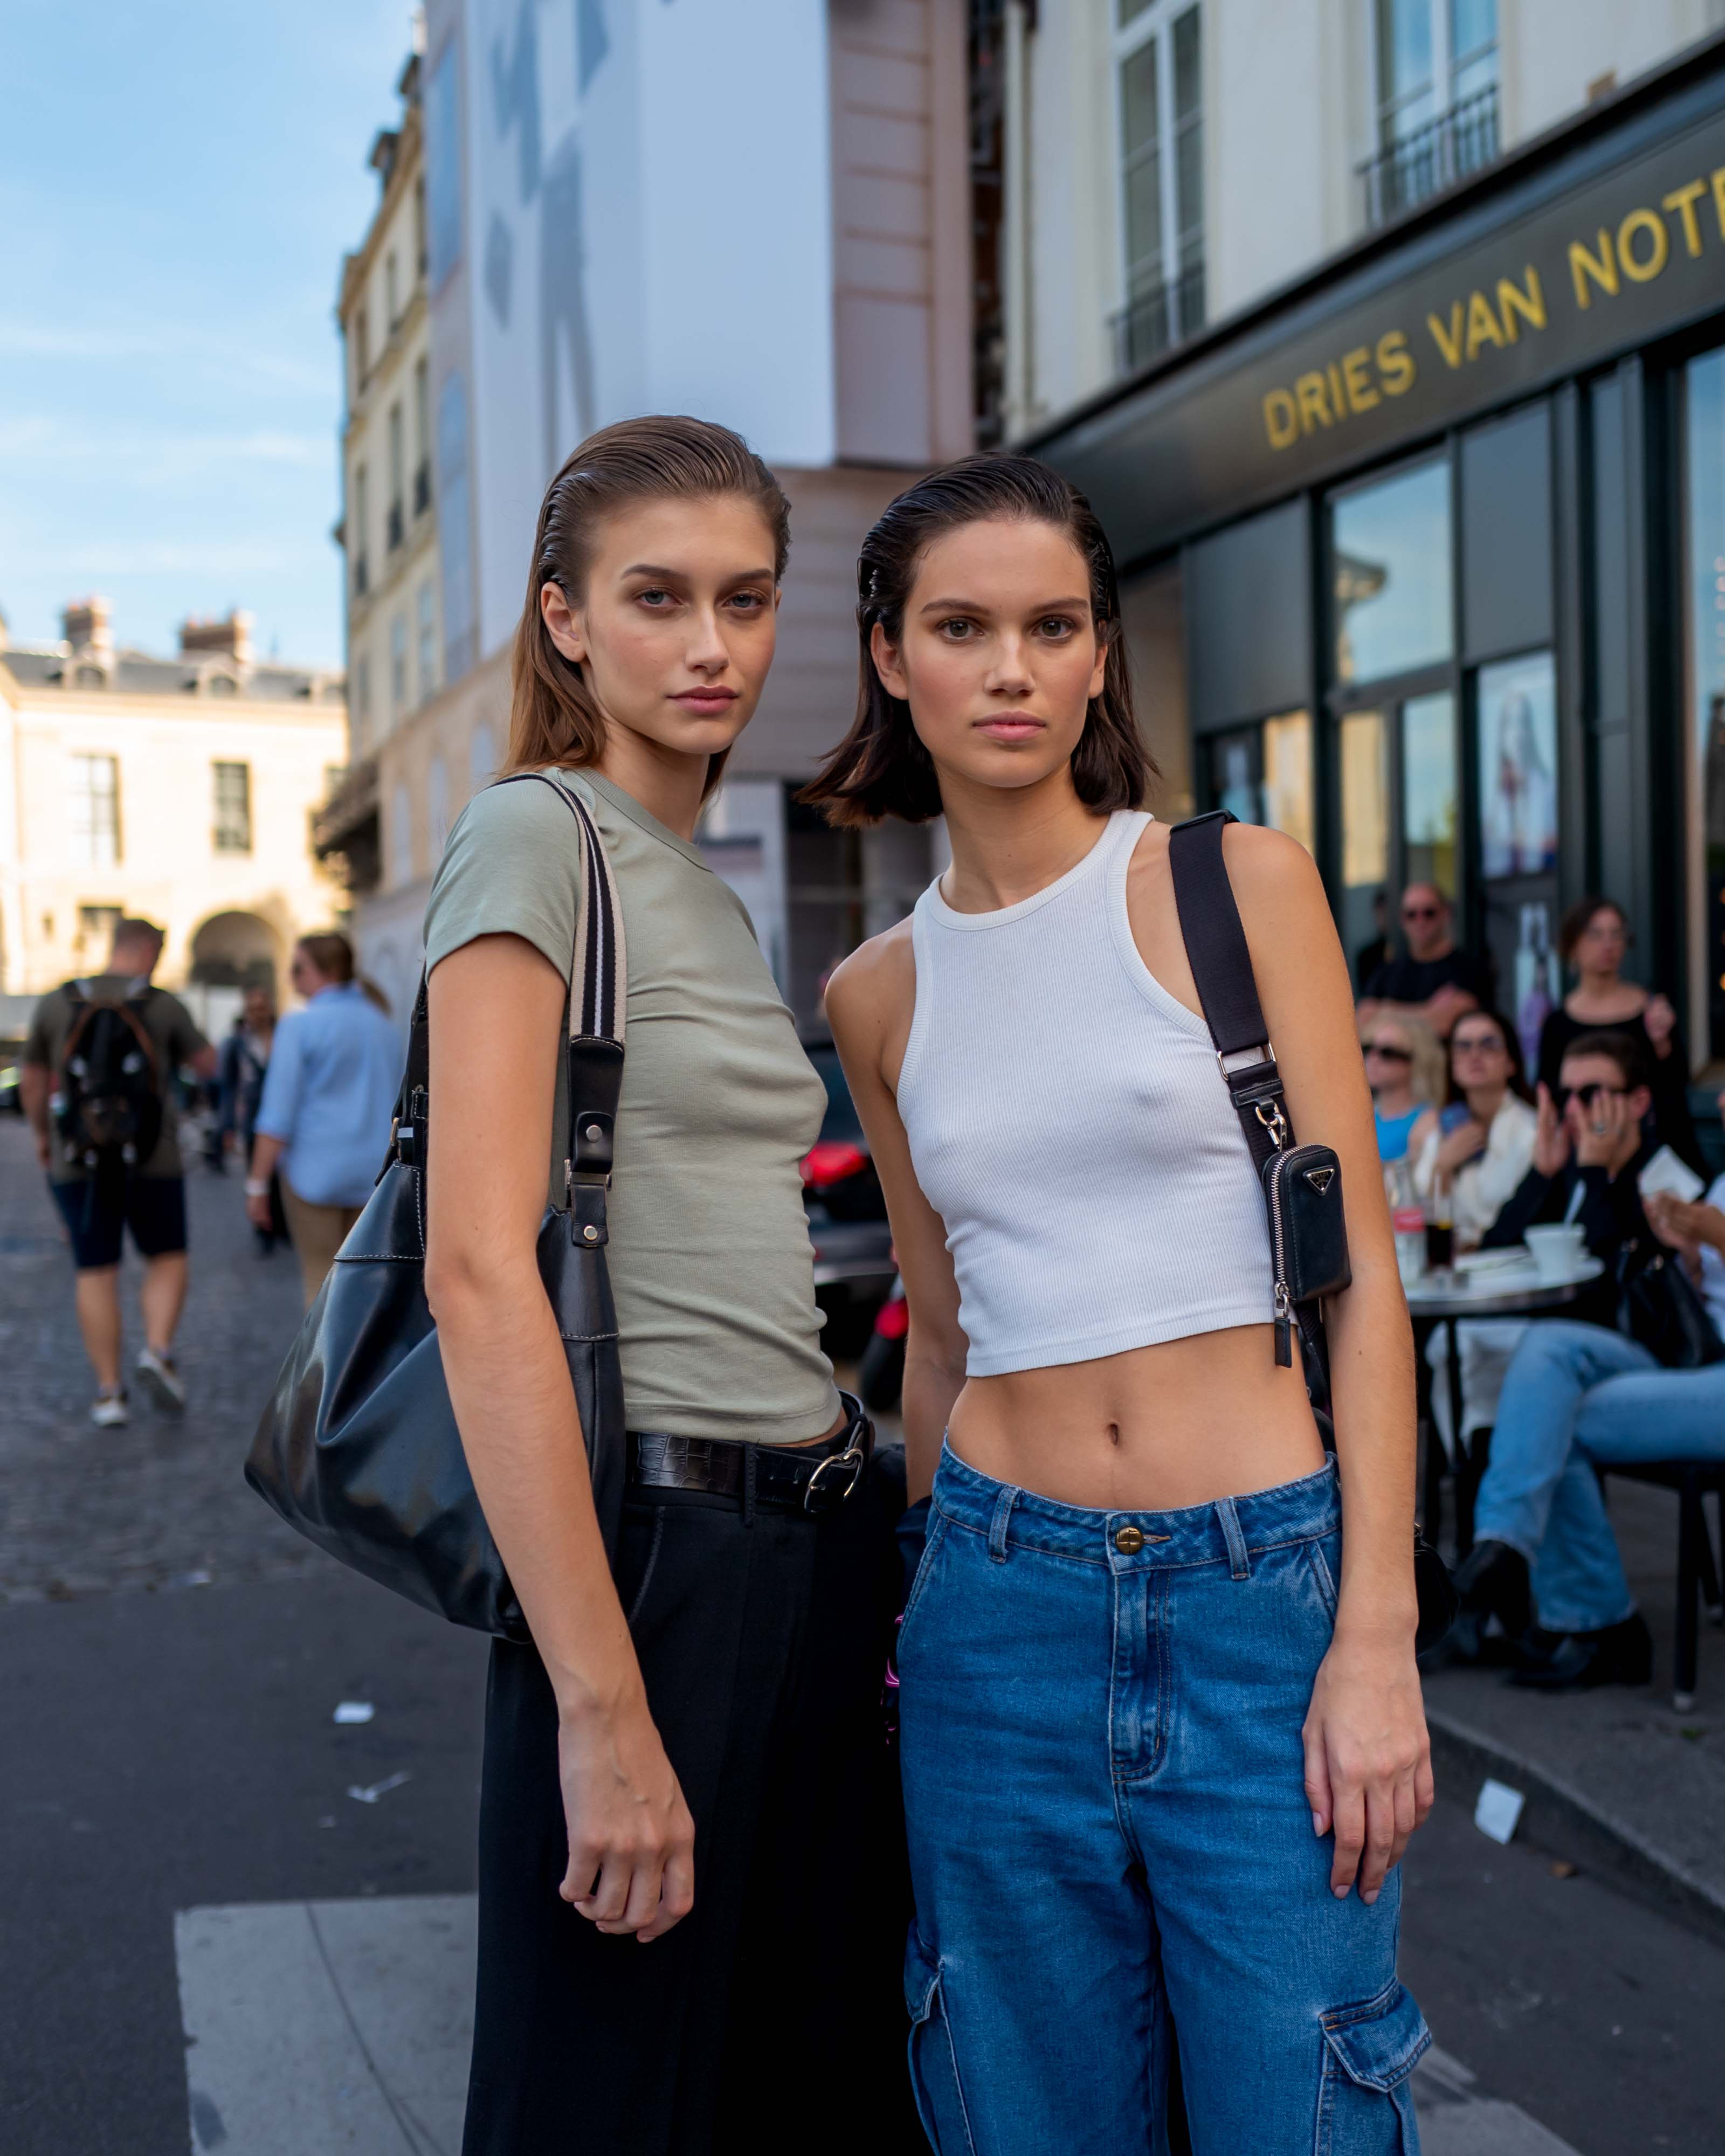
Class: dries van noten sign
1259,168,1725,452
1045,86,1725,563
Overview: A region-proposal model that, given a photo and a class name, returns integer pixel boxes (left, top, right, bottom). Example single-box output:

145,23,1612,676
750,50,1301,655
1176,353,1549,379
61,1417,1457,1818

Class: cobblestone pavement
0,1117,322,1602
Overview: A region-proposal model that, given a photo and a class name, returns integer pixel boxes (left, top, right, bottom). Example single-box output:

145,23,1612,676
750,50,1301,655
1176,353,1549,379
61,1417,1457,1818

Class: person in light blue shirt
247,933,399,1305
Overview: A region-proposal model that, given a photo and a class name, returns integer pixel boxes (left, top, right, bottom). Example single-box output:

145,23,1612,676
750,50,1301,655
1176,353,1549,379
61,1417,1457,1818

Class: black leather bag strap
389,771,626,1229
1166,811,1288,1176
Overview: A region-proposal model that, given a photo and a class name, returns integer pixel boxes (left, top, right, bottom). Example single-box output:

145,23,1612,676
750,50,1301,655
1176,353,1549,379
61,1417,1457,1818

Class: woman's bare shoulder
824,917,916,1038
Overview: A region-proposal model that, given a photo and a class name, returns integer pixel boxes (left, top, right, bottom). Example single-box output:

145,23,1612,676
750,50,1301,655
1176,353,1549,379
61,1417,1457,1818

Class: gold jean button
1114,1525,1145,1555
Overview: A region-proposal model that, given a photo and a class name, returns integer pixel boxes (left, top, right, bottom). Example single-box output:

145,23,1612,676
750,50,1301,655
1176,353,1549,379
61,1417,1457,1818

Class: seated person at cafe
1450,1042,1695,1693
1363,1012,1444,1165
1411,1011,1539,1455
1357,882,1492,1041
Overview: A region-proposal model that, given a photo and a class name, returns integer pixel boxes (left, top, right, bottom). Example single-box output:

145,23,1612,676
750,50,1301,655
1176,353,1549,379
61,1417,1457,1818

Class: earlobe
540,579,586,665
870,619,908,701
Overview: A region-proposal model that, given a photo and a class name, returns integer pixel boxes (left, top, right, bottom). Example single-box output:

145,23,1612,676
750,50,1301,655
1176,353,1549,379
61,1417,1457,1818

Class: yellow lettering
1466,288,1506,360
1570,229,1618,308
1341,347,1379,413
1427,302,1465,369
1496,267,1545,341
1618,206,1668,282
1295,372,1332,433
1263,389,1300,450
1713,166,1725,241
1376,330,1415,396
1663,180,1707,257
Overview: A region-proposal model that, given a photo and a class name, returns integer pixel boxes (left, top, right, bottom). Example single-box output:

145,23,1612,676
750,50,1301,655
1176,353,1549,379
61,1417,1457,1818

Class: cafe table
1403,1254,1606,1557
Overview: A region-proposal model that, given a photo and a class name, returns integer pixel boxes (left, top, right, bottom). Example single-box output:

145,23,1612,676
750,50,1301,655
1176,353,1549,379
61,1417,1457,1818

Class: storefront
1033,36,1725,1077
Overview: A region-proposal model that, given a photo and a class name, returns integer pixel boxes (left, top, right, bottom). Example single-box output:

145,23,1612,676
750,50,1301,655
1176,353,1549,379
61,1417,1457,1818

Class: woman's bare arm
425,934,694,1942
1225,824,1432,1905
826,928,967,1502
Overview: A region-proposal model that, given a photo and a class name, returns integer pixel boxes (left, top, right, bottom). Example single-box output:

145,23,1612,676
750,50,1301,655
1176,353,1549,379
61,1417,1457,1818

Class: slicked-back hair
800,453,1154,826
504,415,791,797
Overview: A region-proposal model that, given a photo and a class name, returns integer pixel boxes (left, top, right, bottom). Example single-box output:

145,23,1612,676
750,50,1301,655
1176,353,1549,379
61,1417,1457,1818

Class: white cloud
0,414,329,469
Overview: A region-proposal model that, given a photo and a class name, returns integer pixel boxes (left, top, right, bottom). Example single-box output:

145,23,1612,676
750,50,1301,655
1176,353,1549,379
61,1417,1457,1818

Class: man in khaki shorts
20,917,219,1425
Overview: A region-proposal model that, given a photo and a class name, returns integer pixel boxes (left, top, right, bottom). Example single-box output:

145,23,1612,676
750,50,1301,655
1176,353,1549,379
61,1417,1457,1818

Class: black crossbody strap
1166,811,1287,1173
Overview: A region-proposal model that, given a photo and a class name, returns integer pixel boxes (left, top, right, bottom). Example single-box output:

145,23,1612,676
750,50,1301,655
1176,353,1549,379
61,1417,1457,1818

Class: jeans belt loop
742,1442,757,1530
1217,1495,1251,1580
988,1484,1017,1563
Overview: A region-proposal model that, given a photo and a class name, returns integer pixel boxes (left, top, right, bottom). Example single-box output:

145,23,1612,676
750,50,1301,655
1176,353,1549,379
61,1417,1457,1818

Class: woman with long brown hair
420,416,914,2154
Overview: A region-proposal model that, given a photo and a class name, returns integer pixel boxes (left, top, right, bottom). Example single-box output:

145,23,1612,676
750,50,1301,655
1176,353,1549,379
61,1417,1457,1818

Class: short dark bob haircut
800,453,1154,826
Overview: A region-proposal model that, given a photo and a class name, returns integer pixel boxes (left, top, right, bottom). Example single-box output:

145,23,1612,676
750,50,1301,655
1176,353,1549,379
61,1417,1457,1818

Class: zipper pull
1274,1281,1293,1367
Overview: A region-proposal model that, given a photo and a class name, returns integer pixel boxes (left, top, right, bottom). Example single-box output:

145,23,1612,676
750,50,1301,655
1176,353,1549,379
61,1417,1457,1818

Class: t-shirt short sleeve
160,991,210,1068
22,991,60,1069
423,772,584,983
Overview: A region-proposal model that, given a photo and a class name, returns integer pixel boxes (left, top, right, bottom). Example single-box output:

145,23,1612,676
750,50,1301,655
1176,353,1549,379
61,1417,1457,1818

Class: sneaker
135,1346,186,1413
91,1390,130,1428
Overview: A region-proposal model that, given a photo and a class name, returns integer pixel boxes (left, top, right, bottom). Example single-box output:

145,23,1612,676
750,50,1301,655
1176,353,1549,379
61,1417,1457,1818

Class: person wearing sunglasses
1362,1016,1443,1164
1357,883,1491,1043
1410,1012,1540,1462
1450,1079,1725,1692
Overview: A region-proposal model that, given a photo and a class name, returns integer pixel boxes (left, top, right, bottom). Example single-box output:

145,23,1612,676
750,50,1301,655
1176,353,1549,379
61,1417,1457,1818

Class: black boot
1508,1611,1653,1691
1453,1538,1533,1639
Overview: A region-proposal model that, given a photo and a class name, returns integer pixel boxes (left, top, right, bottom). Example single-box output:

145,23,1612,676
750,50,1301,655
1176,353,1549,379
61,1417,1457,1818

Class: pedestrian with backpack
19,917,218,1426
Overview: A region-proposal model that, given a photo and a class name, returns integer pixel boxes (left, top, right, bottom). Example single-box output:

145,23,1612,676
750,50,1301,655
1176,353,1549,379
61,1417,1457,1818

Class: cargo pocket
1316,1981,1430,2154
905,1927,976,2155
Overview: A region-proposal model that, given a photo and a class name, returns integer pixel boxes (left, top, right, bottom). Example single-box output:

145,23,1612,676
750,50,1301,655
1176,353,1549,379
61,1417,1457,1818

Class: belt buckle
803,1440,866,1515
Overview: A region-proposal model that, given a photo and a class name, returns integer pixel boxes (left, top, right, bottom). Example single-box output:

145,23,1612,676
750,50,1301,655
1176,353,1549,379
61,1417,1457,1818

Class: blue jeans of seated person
1473,1321,1725,1634
898,1445,1428,2155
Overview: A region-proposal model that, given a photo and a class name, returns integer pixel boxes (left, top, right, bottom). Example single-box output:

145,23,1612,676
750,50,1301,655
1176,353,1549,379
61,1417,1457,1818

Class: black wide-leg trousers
461,1450,925,2156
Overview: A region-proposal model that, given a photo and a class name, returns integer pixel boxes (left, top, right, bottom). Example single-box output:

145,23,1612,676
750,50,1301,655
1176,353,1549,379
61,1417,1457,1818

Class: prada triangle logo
1303,1165,1335,1194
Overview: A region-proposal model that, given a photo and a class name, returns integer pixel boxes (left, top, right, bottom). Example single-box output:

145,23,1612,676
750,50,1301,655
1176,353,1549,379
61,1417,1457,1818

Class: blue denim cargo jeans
898,1446,1428,2155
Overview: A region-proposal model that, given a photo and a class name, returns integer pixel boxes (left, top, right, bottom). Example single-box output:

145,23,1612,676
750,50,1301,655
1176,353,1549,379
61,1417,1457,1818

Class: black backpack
54,980,164,1172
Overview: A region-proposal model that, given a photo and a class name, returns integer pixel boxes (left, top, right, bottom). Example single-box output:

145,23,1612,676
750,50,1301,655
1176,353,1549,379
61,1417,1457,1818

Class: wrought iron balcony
1109,259,1206,381
1358,84,1499,229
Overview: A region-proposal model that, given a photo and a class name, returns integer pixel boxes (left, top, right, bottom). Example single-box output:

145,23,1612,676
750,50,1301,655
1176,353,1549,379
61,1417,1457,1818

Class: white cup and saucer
1523,1223,1589,1282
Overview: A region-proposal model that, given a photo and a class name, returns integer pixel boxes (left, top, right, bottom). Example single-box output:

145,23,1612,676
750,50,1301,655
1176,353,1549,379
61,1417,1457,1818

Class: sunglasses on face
1558,1082,1626,1110
1402,904,1443,922
1365,1042,1412,1062
1452,1034,1506,1056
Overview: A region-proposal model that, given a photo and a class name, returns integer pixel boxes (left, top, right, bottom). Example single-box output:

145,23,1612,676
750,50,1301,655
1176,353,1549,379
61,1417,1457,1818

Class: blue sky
0,1,417,671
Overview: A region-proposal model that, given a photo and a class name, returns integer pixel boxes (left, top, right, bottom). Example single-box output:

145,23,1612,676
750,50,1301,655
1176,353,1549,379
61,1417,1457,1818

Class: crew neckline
924,810,1142,931
548,766,712,871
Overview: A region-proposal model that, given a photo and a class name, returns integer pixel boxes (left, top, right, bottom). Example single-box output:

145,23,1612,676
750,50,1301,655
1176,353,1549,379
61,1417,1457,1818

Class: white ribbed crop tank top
897,809,1275,1377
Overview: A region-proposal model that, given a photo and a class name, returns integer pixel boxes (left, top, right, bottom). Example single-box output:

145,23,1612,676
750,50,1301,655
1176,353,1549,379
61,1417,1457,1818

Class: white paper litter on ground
347,1772,411,1805
332,1701,375,1724
1474,1778,1526,1845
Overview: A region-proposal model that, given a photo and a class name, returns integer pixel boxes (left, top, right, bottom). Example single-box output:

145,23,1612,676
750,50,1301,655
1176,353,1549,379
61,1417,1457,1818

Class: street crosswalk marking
175,1894,1583,2155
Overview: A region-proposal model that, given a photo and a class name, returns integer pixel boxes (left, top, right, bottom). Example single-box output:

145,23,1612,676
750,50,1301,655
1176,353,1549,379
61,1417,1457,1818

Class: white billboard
450,0,838,661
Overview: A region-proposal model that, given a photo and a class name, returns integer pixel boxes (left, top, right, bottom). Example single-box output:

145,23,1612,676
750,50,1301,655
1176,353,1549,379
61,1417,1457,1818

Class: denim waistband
932,1441,1340,1571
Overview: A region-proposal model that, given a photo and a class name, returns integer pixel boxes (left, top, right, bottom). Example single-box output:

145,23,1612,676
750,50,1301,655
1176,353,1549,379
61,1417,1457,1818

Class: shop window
68,752,121,868
1114,3,1204,374
1401,690,1457,896
1685,349,1725,1066
1120,559,1193,817
1339,710,1389,970
1476,650,1560,1058
212,761,253,855
1331,457,1452,685
1207,714,1313,854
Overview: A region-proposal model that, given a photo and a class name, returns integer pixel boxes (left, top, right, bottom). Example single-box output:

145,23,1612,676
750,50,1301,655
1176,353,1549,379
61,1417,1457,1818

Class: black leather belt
626,1394,871,1517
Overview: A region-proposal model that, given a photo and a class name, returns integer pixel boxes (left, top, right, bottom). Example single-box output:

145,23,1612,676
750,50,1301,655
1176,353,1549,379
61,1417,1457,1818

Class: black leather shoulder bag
245,772,628,1639
1167,810,1457,1653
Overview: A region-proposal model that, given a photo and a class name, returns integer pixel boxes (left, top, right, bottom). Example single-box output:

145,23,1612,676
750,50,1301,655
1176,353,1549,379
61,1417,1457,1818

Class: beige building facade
0,599,347,1028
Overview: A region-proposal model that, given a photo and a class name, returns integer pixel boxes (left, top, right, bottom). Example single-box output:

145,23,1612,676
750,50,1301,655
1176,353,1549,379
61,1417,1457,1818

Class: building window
417,581,438,703
212,761,253,854
414,175,427,277
354,308,370,393
1113,2,1204,377
412,357,432,516
69,752,121,867
77,904,121,960
1331,456,1453,686
1362,0,1499,226
427,756,450,861
391,612,409,719
388,404,405,552
385,248,399,331
355,653,372,751
1209,712,1314,854
352,463,370,597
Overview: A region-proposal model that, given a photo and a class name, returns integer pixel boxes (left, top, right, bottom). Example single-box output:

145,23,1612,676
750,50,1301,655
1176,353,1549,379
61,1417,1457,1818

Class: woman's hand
1434,1117,1487,1177
1645,1191,1725,1260
558,1690,696,1942
1303,1628,1433,1904
1645,994,1676,1053
1532,1083,1571,1179
1573,1086,1638,1174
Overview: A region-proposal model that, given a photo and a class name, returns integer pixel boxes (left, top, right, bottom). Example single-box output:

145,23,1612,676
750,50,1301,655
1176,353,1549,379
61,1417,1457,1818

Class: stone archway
189,910,282,992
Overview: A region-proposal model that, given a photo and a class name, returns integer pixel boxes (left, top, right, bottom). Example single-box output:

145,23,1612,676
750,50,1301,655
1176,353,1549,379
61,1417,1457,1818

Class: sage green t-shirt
422,767,840,1445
